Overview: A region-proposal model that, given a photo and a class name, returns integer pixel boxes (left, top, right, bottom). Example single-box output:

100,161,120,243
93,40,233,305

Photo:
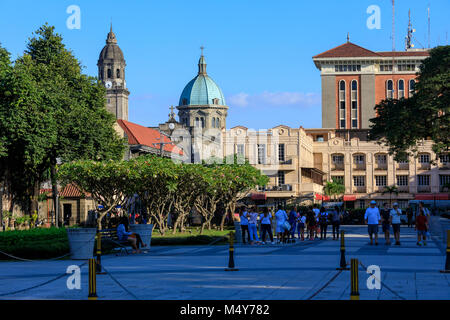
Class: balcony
258,184,296,198
438,162,450,170
374,164,387,171
396,163,409,171
353,186,367,193
397,186,410,193
417,185,431,193
301,182,324,194
418,163,431,170
353,164,366,171
277,158,296,171
331,163,344,171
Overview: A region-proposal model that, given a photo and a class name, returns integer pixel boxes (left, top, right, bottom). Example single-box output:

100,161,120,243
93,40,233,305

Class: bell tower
97,25,130,120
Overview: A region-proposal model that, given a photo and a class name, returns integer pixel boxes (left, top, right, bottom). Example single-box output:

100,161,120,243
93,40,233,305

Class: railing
396,163,409,170
418,163,431,170
353,187,367,193
417,185,431,193
259,184,293,192
374,164,387,170
438,162,450,170
353,164,366,171
397,186,409,193
331,164,345,171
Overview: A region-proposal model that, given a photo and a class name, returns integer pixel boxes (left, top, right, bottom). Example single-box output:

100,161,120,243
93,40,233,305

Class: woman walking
260,208,275,244
239,207,250,244
331,206,342,240
275,205,289,244
415,208,429,246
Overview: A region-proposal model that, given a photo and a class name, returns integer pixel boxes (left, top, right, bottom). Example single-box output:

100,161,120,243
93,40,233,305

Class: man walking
331,206,342,240
390,203,402,246
364,200,381,245
380,203,391,245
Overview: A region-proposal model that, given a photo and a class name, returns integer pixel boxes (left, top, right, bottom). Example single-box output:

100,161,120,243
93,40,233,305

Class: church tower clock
97,25,130,120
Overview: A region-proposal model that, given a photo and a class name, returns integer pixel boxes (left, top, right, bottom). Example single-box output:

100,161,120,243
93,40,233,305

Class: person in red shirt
415,208,429,246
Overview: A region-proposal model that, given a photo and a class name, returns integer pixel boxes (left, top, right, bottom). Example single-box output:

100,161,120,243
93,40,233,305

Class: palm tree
382,185,399,207
324,180,345,202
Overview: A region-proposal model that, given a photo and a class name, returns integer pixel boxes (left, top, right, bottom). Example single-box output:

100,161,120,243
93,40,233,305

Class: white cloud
227,91,320,108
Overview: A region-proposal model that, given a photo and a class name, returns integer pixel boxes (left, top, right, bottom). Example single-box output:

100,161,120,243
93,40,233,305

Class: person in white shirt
248,207,260,244
312,204,320,239
239,207,250,244
390,203,402,245
260,208,274,244
364,200,381,245
275,206,289,244
296,211,307,241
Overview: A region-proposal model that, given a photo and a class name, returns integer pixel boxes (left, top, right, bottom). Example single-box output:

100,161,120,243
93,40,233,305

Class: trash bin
129,224,153,248
66,228,97,260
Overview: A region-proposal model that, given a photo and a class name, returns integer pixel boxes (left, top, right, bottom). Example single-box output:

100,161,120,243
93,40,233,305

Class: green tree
0,24,125,217
369,46,450,161
382,185,399,207
323,180,345,202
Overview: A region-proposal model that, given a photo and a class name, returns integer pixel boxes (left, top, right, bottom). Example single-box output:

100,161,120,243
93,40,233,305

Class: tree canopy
368,45,450,161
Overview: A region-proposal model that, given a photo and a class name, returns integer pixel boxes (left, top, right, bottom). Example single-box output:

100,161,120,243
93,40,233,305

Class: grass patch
150,227,233,246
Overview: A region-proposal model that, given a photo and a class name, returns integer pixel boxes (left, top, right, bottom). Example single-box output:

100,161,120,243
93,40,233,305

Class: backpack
319,212,328,224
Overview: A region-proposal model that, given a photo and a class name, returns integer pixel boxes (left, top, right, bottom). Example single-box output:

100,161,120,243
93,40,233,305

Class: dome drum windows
116,68,121,78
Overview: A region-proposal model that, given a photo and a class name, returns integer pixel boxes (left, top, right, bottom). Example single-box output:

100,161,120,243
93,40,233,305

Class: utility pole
153,131,174,157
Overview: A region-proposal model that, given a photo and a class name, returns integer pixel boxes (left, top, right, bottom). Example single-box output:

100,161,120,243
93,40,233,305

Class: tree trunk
30,181,39,217
50,162,58,228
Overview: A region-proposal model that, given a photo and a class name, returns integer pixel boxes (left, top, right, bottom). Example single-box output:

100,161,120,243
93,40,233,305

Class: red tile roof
117,120,183,155
39,184,91,198
313,42,379,58
313,42,430,59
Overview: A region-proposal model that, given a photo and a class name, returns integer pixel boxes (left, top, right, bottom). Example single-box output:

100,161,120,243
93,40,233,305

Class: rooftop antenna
428,4,431,48
405,9,413,50
392,0,396,52
347,32,350,43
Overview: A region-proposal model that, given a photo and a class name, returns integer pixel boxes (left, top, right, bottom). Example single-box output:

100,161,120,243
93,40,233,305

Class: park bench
99,228,131,256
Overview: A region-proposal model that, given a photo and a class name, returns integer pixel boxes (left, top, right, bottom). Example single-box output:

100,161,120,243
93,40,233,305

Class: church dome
179,54,226,106
98,25,125,62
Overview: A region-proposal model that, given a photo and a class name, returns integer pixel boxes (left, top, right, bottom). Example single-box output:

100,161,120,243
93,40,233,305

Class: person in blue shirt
318,207,329,240
288,208,298,242
117,216,147,253
239,207,250,244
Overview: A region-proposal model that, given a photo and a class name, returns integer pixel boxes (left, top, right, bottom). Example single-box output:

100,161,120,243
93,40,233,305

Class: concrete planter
66,228,97,260
129,224,153,249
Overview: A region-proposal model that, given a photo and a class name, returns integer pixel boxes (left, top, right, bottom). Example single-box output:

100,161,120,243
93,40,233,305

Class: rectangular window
278,171,285,186
375,176,387,187
440,175,450,186
353,155,365,164
236,144,244,156
398,200,408,209
353,176,365,187
278,144,285,162
419,154,430,163
331,176,344,185
396,175,409,186
332,155,344,164
376,154,387,164
359,200,366,209
418,175,430,186
316,135,324,142
439,154,450,163
257,144,266,164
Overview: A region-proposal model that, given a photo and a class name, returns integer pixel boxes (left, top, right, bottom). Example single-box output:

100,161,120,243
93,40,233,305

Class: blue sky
0,0,449,129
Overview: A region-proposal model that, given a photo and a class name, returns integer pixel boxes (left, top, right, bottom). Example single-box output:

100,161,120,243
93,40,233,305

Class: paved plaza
0,224,449,300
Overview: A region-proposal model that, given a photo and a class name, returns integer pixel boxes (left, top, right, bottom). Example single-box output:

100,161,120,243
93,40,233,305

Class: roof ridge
118,119,140,145
313,42,380,58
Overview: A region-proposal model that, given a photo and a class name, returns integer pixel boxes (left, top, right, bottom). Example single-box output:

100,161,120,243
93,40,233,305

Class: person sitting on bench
117,216,147,253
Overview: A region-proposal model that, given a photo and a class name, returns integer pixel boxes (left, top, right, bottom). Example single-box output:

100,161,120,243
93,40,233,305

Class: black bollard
225,231,238,271
88,258,98,300
350,258,360,300
337,230,349,270
440,230,450,273
96,230,106,274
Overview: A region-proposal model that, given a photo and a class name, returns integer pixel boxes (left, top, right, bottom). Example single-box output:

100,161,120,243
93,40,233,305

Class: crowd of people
238,201,432,246
364,200,431,246
238,204,343,245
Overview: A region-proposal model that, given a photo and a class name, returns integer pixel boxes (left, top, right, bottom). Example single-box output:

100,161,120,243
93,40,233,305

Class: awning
315,194,330,201
414,193,450,200
251,193,267,200
343,195,357,201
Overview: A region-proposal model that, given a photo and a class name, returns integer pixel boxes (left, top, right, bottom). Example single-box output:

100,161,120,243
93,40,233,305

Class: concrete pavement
0,225,449,300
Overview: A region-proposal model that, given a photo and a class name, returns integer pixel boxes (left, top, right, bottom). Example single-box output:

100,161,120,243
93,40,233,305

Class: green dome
179,55,226,106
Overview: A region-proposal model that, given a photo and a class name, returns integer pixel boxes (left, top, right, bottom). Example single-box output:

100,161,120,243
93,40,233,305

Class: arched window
216,118,220,128
351,80,358,129
116,69,120,78
339,80,346,128
107,69,112,78
409,79,415,97
398,79,404,99
386,80,394,99
195,117,200,127
212,117,216,128
201,117,205,128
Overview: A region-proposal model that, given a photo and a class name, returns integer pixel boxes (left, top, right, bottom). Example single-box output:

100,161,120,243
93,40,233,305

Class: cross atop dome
198,46,207,75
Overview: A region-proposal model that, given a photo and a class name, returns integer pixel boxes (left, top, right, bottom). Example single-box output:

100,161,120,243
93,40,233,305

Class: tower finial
347,32,350,43
198,46,207,75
